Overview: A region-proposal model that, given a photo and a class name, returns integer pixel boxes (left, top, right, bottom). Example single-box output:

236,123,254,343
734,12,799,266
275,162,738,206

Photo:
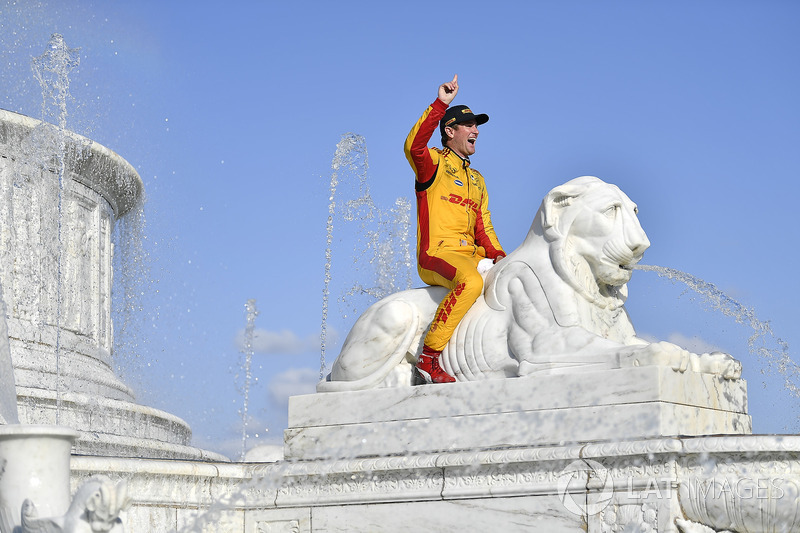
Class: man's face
445,120,478,158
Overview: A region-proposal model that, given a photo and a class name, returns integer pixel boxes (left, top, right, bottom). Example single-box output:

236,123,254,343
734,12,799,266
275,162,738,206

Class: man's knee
454,270,483,301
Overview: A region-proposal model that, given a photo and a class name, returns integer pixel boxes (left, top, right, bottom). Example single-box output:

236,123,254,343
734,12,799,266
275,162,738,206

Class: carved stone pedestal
287,367,751,460
69,368,800,532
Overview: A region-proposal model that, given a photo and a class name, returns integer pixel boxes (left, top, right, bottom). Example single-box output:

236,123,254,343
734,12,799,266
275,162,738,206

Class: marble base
7,319,135,401
60,367,800,532
286,367,751,460
69,435,800,533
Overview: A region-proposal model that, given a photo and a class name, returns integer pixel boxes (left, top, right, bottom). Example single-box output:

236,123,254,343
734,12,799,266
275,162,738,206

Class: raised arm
404,75,459,185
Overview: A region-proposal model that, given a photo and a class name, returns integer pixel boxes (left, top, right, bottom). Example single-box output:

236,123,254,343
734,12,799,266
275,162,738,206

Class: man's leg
417,251,483,383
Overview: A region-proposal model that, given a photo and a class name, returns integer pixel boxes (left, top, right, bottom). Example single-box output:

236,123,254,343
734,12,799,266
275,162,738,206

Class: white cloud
267,367,319,407
666,332,724,354
638,331,724,354
244,444,284,462
234,327,339,355
207,436,284,462
198,410,286,460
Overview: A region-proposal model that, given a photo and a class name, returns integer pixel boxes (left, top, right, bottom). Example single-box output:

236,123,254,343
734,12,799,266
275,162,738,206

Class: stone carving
318,176,741,391
678,459,800,533
600,502,658,532
19,476,129,533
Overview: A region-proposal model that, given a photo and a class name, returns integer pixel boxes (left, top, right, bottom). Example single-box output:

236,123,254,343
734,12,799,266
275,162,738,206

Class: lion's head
539,176,649,307
493,176,649,319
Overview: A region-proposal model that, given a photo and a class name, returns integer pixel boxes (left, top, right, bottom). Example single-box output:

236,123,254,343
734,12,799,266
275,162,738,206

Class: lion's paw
621,341,691,372
695,351,742,380
675,518,733,533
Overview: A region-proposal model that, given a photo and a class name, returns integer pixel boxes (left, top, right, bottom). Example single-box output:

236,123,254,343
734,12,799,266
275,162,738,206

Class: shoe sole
414,366,455,385
415,367,433,385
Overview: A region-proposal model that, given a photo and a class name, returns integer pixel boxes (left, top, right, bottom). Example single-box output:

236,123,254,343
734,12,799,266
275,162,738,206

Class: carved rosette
600,502,658,533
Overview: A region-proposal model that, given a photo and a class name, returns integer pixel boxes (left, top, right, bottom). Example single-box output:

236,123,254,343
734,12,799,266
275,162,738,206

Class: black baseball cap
440,105,489,137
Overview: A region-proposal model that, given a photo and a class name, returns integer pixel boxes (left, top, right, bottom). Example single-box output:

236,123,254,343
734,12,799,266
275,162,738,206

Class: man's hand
437,74,459,105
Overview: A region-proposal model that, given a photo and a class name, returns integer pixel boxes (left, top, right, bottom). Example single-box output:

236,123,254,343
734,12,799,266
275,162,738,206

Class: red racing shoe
416,346,456,384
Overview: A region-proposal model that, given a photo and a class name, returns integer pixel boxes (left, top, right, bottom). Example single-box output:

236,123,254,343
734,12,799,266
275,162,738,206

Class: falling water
635,264,798,407
319,133,413,379
342,196,414,302
110,199,149,386
30,33,81,423
320,135,358,379
239,299,259,459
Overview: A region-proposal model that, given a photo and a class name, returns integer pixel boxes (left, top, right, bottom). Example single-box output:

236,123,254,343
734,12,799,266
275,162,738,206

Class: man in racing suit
404,74,505,384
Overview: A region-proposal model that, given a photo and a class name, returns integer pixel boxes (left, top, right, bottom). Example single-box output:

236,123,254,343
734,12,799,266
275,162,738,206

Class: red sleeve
404,99,447,184
475,190,505,260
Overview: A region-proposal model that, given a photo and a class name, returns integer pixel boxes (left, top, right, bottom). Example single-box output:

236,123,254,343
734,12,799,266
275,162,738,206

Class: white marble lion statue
317,176,741,392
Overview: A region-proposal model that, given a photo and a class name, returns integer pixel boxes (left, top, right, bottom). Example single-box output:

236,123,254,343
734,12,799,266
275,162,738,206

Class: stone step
16,387,225,461
286,367,751,460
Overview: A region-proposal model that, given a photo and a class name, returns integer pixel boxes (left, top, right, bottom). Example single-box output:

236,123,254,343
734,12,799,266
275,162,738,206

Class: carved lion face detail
542,176,650,302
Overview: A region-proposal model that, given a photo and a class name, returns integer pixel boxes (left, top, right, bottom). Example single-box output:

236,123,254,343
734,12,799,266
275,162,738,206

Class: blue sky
1,1,798,458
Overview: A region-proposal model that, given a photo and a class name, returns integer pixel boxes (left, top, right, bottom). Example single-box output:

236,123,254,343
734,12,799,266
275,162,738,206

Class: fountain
0,33,225,462
0,108,226,461
1,35,798,532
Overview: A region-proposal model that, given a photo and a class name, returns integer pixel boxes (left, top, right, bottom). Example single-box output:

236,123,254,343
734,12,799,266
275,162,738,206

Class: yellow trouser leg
418,250,484,352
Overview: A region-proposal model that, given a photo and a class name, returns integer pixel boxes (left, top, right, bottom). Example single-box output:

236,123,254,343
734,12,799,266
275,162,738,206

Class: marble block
66,434,800,532
287,367,750,460
0,283,18,425
0,425,77,530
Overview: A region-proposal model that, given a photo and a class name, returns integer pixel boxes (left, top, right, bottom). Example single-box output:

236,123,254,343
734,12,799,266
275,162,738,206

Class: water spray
635,264,798,422
31,33,80,423
240,299,258,460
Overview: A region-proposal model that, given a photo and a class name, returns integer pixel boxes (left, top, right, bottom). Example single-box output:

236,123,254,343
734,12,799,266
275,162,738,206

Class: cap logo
462,108,472,114
445,118,456,126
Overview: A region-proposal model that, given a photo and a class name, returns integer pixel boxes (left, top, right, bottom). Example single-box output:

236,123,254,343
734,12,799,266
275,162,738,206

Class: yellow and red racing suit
404,99,505,352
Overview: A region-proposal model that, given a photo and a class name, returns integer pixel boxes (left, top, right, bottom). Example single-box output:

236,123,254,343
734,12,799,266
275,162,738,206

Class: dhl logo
447,193,479,213
432,282,466,328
